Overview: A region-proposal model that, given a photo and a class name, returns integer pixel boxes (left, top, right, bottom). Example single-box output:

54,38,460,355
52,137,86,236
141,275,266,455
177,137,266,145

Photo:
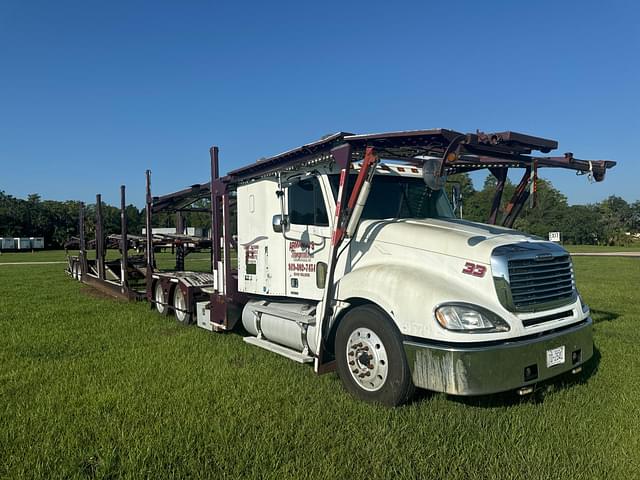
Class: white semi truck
81,129,616,406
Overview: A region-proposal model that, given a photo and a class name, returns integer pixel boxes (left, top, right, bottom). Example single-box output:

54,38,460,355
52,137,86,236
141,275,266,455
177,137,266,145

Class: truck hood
359,217,546,263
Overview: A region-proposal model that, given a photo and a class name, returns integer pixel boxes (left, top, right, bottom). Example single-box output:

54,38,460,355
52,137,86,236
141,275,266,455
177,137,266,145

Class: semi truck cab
235,160,592,405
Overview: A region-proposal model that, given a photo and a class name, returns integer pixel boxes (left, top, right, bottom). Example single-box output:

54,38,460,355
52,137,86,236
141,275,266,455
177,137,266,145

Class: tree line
1,174,638,248
0,192,210,248
447,173,639,245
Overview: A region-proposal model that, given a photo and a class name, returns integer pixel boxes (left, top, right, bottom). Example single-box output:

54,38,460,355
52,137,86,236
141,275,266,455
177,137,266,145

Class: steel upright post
175,211,185,270
79,202,86,278
144,171,155,304
210,147,221,274
120,185,129,294
176,211,184,235
96,194,105,280
145,170,154,270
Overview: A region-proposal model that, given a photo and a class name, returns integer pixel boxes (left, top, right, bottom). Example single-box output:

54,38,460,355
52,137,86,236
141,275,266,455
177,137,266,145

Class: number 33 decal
462,262,486,277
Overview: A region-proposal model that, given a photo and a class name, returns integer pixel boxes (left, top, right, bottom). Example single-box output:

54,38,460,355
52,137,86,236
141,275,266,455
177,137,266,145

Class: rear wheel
154,282,168,315
335,305,415,407
173,287,193,325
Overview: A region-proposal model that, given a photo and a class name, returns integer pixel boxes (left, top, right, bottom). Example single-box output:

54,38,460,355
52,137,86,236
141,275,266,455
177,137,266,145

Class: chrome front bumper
403,318,593,395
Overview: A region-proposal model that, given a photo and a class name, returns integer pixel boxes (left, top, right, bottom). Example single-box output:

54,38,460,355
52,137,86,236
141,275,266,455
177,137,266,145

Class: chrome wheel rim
154,283,166,314
346,327,388,392
174,288,187,322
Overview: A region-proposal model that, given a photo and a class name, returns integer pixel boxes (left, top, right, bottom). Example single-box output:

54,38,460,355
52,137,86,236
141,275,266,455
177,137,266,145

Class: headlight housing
435,303,510,333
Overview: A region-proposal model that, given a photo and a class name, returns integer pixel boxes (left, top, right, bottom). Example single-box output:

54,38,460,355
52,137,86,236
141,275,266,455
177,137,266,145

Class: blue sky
1,0,638,207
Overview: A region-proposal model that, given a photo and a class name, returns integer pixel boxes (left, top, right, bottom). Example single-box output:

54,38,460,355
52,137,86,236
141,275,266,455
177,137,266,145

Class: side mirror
272,214,288,233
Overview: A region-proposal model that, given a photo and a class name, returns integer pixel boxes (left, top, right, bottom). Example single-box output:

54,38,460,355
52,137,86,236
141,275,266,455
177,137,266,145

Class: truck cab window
288,177,329,226
328,173,454,220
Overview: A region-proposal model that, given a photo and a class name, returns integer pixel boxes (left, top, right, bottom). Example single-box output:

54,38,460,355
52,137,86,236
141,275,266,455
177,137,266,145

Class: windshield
328,174,454,220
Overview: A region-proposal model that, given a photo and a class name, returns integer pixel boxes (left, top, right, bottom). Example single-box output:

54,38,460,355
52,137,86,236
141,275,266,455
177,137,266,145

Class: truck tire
172,287,193,325
154,281,168,315
335,305,415,407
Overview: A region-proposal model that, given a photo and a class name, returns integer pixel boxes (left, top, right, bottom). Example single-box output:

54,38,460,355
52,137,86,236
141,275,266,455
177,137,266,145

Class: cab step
243,336,314,364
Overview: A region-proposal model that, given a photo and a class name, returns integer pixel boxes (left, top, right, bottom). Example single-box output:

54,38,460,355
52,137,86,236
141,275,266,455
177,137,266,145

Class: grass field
0,250,214,272
564,243,640,253
1,252,639,479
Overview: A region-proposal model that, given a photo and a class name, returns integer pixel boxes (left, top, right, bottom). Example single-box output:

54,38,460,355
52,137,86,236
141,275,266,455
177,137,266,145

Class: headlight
435,303,510,333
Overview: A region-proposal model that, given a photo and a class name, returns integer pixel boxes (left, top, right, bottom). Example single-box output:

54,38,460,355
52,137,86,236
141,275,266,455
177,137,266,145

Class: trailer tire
335,305,414,407
172,286,193,325
154,281,168,315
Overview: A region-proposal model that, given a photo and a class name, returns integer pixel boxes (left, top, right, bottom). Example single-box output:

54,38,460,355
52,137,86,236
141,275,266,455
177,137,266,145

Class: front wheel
335,305,415,407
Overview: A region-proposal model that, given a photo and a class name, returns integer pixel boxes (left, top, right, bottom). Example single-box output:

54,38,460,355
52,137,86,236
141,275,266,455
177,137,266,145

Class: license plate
546,346,565,368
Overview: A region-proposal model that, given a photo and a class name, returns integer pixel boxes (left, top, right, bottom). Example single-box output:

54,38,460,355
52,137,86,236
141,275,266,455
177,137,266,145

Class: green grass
1,255,639,479
0,250,69,262
564,243,640,253
0,250,215,273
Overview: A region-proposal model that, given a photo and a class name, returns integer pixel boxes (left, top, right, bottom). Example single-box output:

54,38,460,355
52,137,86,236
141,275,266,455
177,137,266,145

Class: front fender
335,260,499,340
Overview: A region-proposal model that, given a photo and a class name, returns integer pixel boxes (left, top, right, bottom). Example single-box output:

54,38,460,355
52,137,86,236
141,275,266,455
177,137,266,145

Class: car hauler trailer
66,188,147,299
72,129,616,406
65,184,212,300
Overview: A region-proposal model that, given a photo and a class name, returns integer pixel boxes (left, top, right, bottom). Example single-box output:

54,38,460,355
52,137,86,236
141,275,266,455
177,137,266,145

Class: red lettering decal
462,262,486,277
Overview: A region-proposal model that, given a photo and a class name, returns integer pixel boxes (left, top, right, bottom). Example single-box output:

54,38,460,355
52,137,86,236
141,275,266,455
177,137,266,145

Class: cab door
285,175,332,300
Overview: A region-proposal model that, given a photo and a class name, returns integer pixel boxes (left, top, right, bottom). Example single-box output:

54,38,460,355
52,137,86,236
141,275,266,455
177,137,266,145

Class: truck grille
507,255,575,310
